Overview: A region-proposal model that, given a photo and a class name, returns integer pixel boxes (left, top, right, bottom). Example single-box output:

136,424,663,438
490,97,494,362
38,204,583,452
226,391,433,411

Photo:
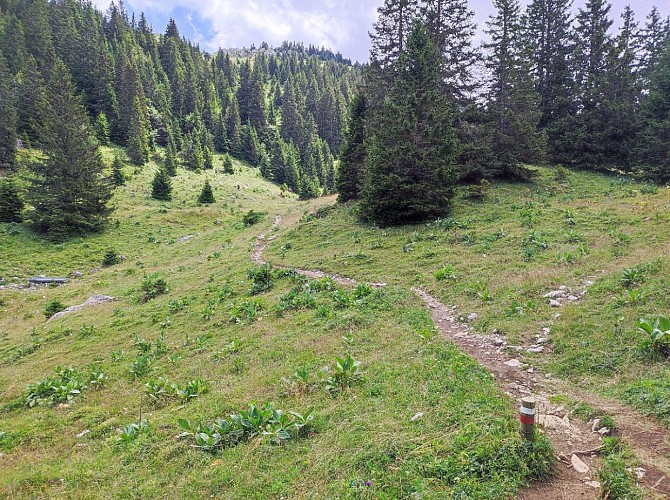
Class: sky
92,0,668,63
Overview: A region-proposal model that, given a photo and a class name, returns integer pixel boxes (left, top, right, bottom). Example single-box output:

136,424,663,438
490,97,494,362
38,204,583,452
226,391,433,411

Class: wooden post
520,397,536,441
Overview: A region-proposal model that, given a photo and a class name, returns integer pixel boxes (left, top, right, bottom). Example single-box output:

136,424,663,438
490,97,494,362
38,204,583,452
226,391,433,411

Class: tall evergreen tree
370,0,419,68
638,39,670,181
197,179,215,204
482,0,545,177
337,91,367,202
151,167,172,201
419,0,479,100
0,53,16,169
29,59,112,239
361,21,457,226
127,95,151,165
523,0,575,161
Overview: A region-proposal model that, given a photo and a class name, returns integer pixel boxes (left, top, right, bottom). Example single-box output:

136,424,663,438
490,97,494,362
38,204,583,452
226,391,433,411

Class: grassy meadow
0,150,556,498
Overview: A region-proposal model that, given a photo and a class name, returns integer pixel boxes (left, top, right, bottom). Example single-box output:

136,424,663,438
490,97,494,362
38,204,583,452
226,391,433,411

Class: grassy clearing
0,150,553,497
265,167,670,427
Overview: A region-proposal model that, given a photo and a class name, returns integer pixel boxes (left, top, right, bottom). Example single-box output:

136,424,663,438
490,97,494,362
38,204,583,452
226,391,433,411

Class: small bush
242,209,265,226
320,354,362,394
151,168,172,201
102,248,121,267
247,264,274,295
140,273,168,302
435,264,456,281
44,300,67,319
637,315,670,354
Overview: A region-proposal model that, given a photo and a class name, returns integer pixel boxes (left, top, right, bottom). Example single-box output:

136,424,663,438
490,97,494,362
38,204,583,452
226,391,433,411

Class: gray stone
571,454,590,474
543,290,566,299
505,359,522,368
467,313,478,321
549,299,562,307
598,427,610,436
537,338,549,345
591,418,602,432
527,347,544,353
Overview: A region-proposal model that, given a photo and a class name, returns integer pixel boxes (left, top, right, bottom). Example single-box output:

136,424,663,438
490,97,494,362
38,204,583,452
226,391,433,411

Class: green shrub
637,315,670,354
242,209,265,226
247,264,274,295
140,273,168,302
102,248,121,267
44,300,67,319
151,168,172,201
435,264,456,281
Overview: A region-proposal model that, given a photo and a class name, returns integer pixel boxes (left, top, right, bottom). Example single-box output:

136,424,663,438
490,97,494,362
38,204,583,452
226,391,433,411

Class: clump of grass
598,437,644,499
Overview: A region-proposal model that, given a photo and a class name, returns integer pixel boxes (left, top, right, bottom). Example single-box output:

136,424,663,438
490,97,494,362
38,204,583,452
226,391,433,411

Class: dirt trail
253,214,670,499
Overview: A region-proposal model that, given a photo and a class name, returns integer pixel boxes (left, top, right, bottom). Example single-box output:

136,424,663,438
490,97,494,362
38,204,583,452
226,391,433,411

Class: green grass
264,167,670,425
0,150,553,497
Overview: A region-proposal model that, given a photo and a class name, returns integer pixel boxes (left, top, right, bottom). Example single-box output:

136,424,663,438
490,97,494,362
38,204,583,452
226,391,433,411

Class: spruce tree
111,155,126,186
29,59,112,239
0,177,24,222
638,39,670,181
523,0,575,161
94,112,110,146
197,179,215,204
337,91,367,202
370,0,419,68
151,167,172,201
127,96,150,165
481,0,545,177
0,53,16,169
223,154,234,174
164,139,178,176
361,21,457,226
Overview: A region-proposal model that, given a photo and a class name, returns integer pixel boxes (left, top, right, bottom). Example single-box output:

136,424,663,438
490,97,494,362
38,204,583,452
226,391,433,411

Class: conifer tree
94,112,110,146
481,0,545,177
223,154,234,174
638,39,670,181
203,146,214,170
29,59,112,239
127,95,150,165
0,177,24,222
16,55,46,144
523,0,575,161
164,139,178,176
361,21,457,225
111,155,126,186
197,179,215,204
337,92,367,202
370,0,419,68
0,53,16,169
151,167,172,201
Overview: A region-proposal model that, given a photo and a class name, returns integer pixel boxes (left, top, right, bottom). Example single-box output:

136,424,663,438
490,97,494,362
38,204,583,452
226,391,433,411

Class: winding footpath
253,215,670,499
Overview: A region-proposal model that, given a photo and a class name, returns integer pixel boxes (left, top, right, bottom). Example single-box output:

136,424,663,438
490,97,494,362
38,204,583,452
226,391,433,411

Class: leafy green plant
281,367,314,395
247,264,274,295
434,264,456,281
130,354,152,378
320,354,362,394
178,403,313,451
621,267,644,287
637,315,670,354
23,366,104,407
140,273,168,302
44,300,67,319
616,289,646,306
332,290,353,309
598,437,644,499
118,420,149,444
228,298,263,323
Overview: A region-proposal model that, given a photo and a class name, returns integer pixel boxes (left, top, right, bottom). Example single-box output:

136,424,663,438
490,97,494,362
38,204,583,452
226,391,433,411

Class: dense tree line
0,0,359,236
340,0,670,225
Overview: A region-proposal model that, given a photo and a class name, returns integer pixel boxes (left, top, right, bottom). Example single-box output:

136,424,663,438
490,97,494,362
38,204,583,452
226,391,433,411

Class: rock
591,418,602,432
505,359,522,368
559,285,567,290
527,367,534,373
598,427,610,436
70,270,83,278
571,454,590,474
454,332,468,339
467,313,478,321
492,328,499,334
76,429,90,438
634,468,646,480
585,481,601,489
539,414,570,429
567,295,579,301
554,313,561,319
57,403,70,410
493,339,504,347
549,299,562,307
542,327,551,334
537,338,549,345
545,373,552,379
543,290,566,299
410,412,424,422
527,347,544,353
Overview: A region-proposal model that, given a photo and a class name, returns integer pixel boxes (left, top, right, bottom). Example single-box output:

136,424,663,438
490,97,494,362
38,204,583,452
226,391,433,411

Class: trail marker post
520,397,536,441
